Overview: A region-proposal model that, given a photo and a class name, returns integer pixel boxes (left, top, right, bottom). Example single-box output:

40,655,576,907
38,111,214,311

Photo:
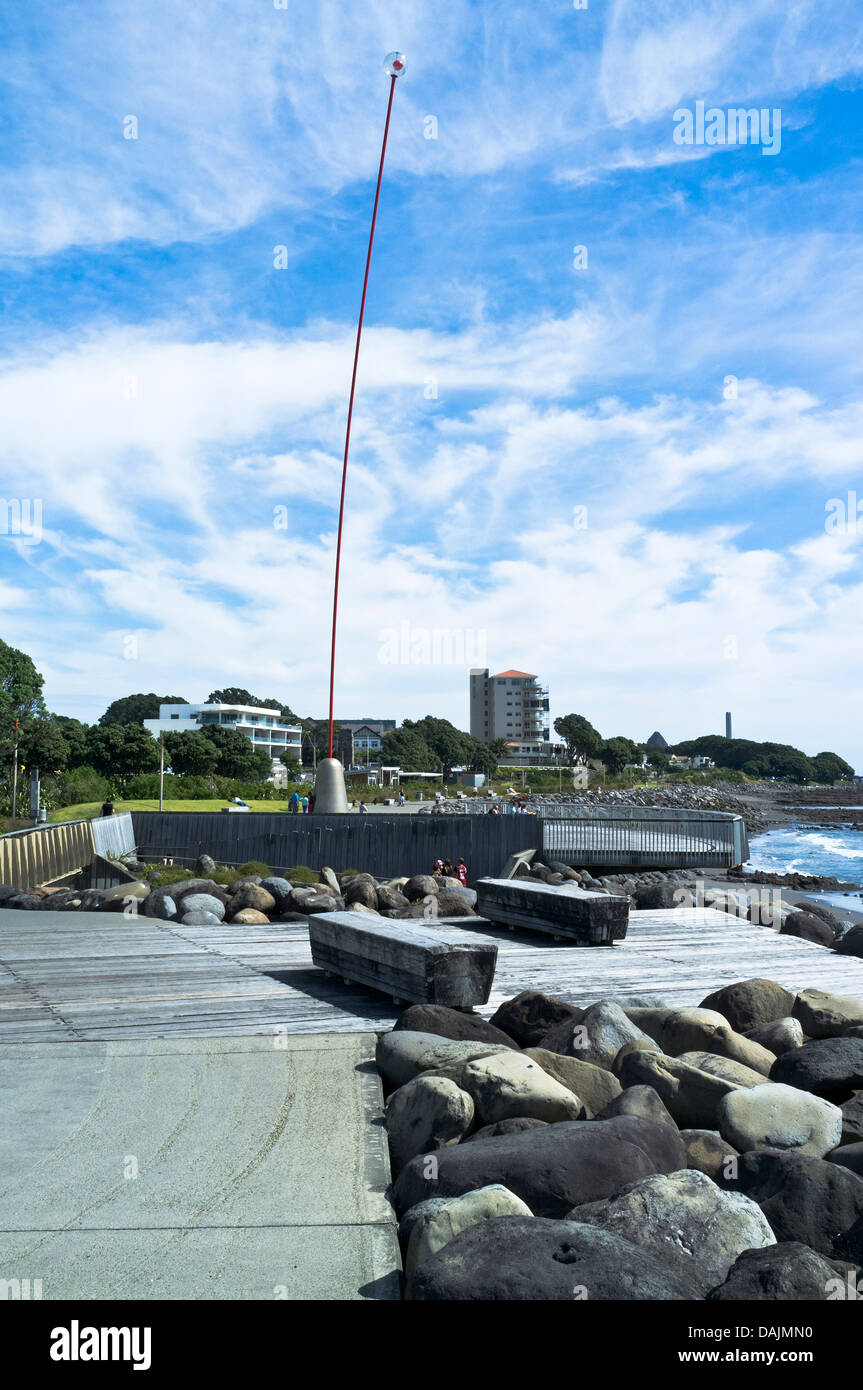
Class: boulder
230,908,270,925
406,1217,693,1301
405,1184,533,1273
617,1050,741,1129
392,1005,519,1050
375,1031,509,1090
625,1006,726,1051
344,877,379,910
657,1011,777,1075
195,854,217,875
460,1052,584,1125
540,1001,654,1070
393,1115,686,1218
403,874,440,903
141,886,179,920
825,1143,863,1179
181,910,222,925
742,1016,804,1056
633,883,679,910
835,925,863,957
302,892,345,914
611,1039,662,1076
375,884,410,913
793,987,863,1039
770,1037,863,1101
706,1242,849,1300
434,889,476,917
568,1168,775,1296
260,877,294,908
594,1086,677,1128
677,1052,769,1089
525,1048,622,1118
463,1118,548,1143
398,1198,452,1249
718,1083,843,1158
840,1091,863,1145
385,1076,474,1172
286,887,318,913
180,893,226,921
722,1151,863,1258
489,990,584,1048
681,1129,741,1183
319,866,341,894
228,883,276,915
699,979,796,1034
781,912,836,947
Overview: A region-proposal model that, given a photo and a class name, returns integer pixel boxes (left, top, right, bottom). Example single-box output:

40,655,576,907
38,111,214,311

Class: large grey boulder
405,1184,533,1273
260,877,294,908
525,1048,622,1117
228,882,276,915
464,1118,548,1143
318,866,341,894
403,874,440,903
677,1052,769,1089
700,978,797,1033
594,1086,677,1128
406,1217,694,1300
375,1031,510,1089
180,893,226,921
490,990,584,1047
680,1129,741,1183
826,1143,863,1179
393,1115,686,1218
568,1168,775,1295
343,877,379,909
393,1005,518,1050
141,886,179,920
793,988,863,1038
707,1242,850,1300
540,1000,654,1070
743,1017,804,1056
460,1052,583,1125
385,1075,474,1172
841,1091,863,1144
181,909,222,925
770,1037,863,1101
376,884,410,913
722,1151,863,1258
617,1049,742,1129
718,1082,843,1158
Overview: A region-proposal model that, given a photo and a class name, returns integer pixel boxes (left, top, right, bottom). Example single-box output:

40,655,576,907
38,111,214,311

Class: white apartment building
469,668,550,745
144,702,302,761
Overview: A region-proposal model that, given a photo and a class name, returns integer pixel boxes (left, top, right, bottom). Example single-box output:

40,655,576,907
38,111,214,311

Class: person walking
359,801,369,815
441,858,453,878
456,858,468,886
398,791,405,806
289,790,299,815
433,858,444,876
300,794,309,814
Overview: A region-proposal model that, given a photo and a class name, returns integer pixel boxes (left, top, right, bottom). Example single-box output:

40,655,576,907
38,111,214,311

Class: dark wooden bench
475,877,628,945
308,912,497,1006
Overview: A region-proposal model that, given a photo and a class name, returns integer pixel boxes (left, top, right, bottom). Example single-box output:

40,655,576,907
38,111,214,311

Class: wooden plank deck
2,905,863,1042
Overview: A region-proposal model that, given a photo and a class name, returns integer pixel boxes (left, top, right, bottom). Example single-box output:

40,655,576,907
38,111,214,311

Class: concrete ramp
0,1034,400,1300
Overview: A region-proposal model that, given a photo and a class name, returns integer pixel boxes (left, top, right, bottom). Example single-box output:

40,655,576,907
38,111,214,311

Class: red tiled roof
493,669,535,678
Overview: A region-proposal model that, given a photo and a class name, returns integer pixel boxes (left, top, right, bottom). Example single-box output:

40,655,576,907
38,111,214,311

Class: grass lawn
48,799,302,822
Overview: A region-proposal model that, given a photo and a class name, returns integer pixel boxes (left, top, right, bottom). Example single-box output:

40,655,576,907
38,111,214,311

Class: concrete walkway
0,1033,400,1300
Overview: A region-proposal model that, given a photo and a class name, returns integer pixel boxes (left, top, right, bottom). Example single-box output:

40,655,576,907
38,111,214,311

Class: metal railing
0,812,137,891
537,803,748,868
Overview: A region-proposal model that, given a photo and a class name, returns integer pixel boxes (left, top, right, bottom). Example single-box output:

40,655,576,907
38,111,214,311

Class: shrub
282,864,318,884
236,860,272,877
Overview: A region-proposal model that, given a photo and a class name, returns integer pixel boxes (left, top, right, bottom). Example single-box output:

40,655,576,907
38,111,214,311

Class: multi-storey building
144,702,302,762
469,668,550,745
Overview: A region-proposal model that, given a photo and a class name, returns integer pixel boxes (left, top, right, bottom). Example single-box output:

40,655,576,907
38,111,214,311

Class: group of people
433,857,468,886
288,791,314,814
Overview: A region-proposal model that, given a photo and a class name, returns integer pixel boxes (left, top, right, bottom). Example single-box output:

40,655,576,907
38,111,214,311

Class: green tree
599,737,637,774
99,693,187,727
86,724,161,788
811,751,854,783
554,714,603,764
280,753,302,780
54,716,91,768
645,748,669,770
163,731,219,777
203,724,271,780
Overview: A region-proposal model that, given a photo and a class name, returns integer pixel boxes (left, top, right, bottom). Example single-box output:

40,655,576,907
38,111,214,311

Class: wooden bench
308,912,497,1007
475,877,629,945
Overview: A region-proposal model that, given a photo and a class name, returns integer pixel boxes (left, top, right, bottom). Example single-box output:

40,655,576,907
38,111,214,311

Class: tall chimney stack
725,711,732,739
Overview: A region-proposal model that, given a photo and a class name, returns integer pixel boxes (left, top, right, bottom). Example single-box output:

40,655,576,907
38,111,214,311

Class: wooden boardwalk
3,905,863,1042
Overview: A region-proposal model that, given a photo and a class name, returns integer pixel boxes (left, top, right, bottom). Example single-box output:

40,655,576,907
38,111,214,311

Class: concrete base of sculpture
313,758,350,814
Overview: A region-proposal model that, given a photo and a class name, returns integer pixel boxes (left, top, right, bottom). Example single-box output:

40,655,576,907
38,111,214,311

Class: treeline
553,709,854,783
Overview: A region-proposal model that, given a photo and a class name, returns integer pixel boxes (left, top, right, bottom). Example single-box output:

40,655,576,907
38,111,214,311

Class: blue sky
1,0,862,765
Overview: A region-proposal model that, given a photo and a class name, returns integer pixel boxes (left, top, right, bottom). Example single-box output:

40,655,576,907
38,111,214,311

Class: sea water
747,826,863,912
